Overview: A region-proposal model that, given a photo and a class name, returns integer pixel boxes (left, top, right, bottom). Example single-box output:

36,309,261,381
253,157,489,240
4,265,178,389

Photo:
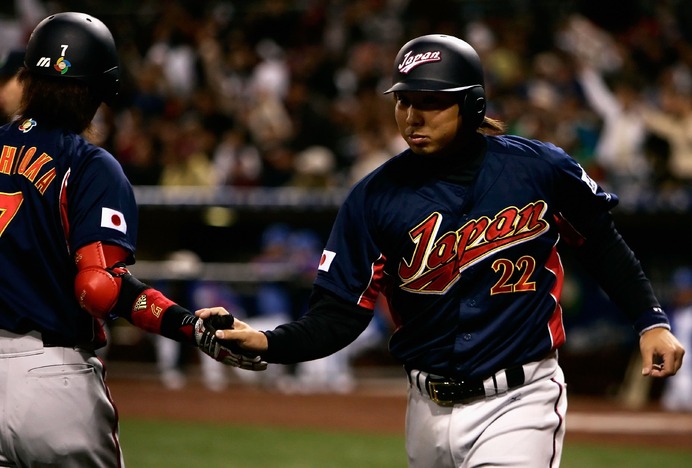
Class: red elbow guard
74,241,129,319
73,242,192,341
74,266,121,319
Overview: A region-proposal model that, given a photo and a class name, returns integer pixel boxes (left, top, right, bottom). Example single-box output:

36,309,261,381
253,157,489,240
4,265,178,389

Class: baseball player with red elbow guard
197,34,686,467
0,12,264,467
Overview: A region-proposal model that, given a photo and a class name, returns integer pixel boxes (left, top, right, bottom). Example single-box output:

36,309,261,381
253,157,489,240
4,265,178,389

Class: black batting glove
194,315,268,371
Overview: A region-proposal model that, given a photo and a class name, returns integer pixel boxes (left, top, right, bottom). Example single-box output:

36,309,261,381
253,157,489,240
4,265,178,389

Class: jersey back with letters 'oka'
315,134,619,379
0,118,137,347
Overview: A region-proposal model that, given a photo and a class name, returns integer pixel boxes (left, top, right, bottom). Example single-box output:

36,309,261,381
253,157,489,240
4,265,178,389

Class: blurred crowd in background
1,0,691,403
2,0,691,201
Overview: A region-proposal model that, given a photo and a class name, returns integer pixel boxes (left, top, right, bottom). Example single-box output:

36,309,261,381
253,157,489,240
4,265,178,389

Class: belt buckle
427,379,456,407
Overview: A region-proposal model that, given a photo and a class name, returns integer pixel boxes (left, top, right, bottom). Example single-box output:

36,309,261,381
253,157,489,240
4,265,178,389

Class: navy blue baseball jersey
315,134,622,379
0,118,137,346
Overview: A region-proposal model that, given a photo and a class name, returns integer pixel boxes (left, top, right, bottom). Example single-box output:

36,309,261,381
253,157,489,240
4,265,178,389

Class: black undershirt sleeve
261,286,374,364
574,212,660,324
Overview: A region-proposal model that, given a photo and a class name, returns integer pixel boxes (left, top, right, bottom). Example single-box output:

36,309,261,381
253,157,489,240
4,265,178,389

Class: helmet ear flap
461,86,486,130
100,67,120,106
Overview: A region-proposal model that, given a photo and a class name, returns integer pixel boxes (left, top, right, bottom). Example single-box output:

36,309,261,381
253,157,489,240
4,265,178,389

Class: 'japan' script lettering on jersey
398,201,549,293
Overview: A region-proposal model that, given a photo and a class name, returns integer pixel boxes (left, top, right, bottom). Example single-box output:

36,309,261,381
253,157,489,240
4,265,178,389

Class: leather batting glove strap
193,315,267,371
107,266,150,322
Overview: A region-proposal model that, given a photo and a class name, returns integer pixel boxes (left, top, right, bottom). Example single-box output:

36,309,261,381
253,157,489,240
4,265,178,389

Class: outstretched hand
195,307,270,354
640,327,685,377
193,312,267,371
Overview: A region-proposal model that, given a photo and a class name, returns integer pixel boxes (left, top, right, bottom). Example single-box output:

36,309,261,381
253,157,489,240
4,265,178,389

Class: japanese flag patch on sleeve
101,207,128,234
318,250,336,272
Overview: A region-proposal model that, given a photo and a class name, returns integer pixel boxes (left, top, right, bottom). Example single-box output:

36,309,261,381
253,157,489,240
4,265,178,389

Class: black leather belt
40,331,75,347
6,328,88,349
409,366,526,406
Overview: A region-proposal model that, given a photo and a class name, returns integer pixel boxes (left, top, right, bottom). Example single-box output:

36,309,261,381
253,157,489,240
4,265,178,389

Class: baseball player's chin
411,146,447,159
408,141,435,155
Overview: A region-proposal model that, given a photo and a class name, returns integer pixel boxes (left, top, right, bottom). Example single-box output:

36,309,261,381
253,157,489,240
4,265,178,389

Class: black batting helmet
24,12,119,105
385,34,486,129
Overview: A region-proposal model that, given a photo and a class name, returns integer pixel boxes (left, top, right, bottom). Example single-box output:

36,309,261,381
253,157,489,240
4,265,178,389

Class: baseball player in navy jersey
0,12,264,467
197,34,685,467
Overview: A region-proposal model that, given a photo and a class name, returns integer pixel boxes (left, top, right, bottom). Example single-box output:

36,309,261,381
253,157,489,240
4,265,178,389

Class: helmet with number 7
385,34,487,129
24,12,119,105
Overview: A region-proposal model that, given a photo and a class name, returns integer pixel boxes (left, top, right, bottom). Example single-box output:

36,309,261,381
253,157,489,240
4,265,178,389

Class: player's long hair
16,67,101,134
478,116,506,135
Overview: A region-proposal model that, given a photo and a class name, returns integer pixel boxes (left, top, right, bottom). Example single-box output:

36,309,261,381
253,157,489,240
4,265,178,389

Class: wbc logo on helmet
54,56,72,74
397,50,442,74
